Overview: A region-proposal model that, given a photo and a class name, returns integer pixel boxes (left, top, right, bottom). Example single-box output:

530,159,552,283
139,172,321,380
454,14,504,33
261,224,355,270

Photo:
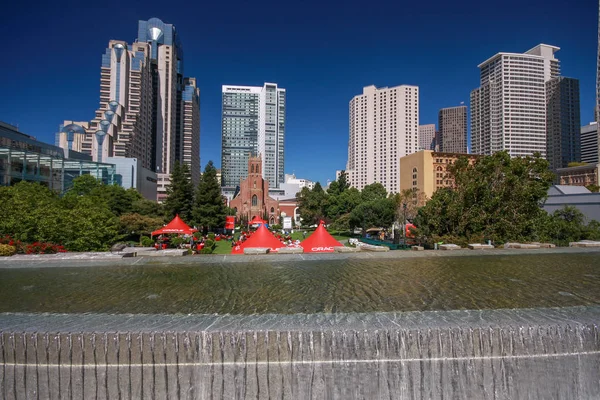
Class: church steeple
248,155,262,177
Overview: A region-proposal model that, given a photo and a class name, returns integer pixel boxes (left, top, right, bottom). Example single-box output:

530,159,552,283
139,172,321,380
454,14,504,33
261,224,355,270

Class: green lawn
205,230,354,255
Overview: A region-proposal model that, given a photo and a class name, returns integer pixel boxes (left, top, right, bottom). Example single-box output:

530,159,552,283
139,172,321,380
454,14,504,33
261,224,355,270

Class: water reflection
0,254,599,314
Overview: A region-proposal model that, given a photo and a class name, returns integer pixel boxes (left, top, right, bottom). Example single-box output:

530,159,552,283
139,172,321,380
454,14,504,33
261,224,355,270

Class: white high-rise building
471,44,560,157
346,84,419,194
221,83,286,189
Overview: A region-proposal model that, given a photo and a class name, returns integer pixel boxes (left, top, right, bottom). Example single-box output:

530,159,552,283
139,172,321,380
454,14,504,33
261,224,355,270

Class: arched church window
252,195,258,207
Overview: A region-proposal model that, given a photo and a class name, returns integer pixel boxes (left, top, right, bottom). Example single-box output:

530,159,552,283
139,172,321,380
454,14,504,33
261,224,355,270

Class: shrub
193,232,202,239
198,248,213,254
207,233,216,240
170,237,186,248
0,235,24,254
0,244,16,257
204,239,215,250
24,242,66,254
140,236,154,247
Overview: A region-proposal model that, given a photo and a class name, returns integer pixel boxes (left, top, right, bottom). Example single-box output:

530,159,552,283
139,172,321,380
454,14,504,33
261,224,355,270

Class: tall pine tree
193,161,227,233
163,162,195,223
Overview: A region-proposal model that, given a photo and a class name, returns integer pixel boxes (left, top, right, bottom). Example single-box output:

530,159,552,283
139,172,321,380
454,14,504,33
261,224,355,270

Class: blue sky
0,0,597,185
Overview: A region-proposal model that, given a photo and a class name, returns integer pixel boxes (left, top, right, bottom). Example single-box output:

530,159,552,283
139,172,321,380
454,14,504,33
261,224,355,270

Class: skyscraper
596,0,600,122
471,44,560,157
58,40,154,168
58,18,200,202
581,122,599,164
220,83,286,190
181,78,201,185
546,77,581,171
418,124,436,150
438,106,468,153
136,18,200,199
346,84,419,194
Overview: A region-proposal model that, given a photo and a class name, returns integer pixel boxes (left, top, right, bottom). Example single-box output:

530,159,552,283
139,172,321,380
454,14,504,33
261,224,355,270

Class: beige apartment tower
438,106,467,153
346,84,419,194
400,150,479,205
471,44,560,157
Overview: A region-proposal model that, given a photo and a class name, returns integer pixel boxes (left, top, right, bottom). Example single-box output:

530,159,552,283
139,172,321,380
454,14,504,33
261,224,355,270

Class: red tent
231,224,284,254
406,223,416,238
301,221,342,253
250,216,266,225
151,214,197,237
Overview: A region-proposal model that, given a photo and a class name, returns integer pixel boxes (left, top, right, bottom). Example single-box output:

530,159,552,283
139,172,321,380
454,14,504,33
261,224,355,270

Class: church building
229,156,280,225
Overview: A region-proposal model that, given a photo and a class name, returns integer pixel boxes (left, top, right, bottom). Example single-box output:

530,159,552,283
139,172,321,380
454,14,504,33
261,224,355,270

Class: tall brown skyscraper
438,105,468,153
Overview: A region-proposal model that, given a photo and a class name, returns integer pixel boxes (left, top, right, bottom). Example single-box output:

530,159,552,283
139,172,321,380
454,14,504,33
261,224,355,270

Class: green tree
132,197,165,218
414,151,554,243
361,183,387,203
586,184,600,193
66,174,103,197
163,162,195,222
119,213,165,239
0,182,62,243
193,161,227,233
296,182,328,226
61,197,121,251
349,198,396,232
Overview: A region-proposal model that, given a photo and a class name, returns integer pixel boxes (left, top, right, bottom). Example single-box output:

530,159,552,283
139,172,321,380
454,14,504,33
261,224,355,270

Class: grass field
210,230,353,255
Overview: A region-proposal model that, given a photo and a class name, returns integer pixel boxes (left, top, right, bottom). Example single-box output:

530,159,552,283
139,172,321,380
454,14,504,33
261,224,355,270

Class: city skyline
0,0,597,186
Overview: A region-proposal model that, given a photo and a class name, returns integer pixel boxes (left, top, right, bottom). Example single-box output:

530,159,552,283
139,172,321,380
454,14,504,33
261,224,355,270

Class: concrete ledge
468,244,494,250
570,241,600,248
277,247,303,254
359,244,390,252
243,248,270,255
137,249,189,257
439,244,461,250
504,243,540,249
411,246,424,251
335,246,360,253
531,242,556,248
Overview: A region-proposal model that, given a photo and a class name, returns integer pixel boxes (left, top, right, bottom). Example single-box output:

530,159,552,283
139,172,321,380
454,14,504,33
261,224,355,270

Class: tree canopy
193,161,227,233
163,162,194,222
414,151,555,243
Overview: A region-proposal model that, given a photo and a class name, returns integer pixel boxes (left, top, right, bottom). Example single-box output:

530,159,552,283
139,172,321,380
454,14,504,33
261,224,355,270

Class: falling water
0,308,599,398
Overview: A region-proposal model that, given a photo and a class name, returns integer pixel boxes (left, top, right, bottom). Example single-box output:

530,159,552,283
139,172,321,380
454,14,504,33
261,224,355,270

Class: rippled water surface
1,253,599,314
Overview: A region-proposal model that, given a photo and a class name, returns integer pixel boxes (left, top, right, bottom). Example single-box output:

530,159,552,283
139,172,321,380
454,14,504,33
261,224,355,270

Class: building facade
556,163,599,187
57,18,201,202
399,150,479,205
58,40,154,169
1,122,116,192
438,106,468,153
545,77,581,171
221,83,286,190
346,84,419,194
471,44,560,157
418,124,436,151
180,78,201,186
228,156,280,225
597,0,600,122
581,122,599,164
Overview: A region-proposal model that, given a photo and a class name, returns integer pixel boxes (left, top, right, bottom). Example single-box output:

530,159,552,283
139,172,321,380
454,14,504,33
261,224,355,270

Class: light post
61,123,86,154
402,203,407,243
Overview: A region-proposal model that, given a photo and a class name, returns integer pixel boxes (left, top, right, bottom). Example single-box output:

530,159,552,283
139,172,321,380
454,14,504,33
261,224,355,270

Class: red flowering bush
0,236,66,254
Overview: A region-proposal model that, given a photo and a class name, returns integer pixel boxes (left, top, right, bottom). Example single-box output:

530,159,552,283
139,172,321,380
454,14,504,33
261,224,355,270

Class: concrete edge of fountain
1,305,599,334
1,246,599,268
